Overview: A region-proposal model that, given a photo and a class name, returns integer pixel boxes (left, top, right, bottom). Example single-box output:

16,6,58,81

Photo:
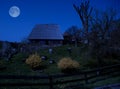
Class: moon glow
9,6,20,18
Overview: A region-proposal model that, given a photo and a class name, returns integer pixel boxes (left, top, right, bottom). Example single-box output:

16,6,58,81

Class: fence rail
0,64,120,89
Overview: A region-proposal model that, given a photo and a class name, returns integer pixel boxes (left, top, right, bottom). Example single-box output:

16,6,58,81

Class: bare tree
92,9,116,41
73,0,93,45
65,26,81,38
64,26,81,46
110,19,120,47
89,9,117,62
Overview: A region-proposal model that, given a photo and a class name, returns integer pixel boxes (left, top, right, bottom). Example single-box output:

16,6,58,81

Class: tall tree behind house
73,0,93,45
63,26,81,46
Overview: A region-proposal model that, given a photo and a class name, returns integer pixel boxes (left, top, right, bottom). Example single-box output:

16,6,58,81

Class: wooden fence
0,64,120,89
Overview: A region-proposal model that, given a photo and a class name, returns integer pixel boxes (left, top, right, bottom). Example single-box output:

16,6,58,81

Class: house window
39,41,46,45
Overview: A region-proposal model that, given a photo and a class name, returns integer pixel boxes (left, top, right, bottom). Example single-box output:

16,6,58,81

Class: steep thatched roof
28,24,63,40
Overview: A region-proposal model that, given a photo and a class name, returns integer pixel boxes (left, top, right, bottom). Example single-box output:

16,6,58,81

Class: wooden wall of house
29,39,63,46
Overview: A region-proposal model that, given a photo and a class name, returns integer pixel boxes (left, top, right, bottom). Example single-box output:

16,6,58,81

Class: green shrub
85,58,120,68
0,60,7,70
25,53,42,69
84,59,99,68
102,58,120,66
57,57,80,73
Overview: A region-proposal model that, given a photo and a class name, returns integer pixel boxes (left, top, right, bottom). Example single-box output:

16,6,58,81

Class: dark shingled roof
28,24,63,40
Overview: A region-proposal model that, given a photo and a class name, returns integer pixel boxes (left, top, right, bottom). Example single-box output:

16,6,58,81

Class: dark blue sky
0,0,120,42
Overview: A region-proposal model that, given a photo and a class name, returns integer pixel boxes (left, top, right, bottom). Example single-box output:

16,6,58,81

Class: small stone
41,56,47,60
49,59,55,64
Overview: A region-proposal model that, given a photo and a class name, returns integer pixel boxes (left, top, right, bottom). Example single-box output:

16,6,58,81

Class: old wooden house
28,24,63,46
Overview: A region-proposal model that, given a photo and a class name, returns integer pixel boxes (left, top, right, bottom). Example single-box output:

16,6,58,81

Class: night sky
0,0,120,42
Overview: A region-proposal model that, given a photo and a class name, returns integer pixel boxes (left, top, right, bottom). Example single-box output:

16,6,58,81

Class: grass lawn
0,45,86,74
0,45,120,89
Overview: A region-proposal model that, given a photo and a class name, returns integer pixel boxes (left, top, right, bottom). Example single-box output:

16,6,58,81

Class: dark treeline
64,0,120,60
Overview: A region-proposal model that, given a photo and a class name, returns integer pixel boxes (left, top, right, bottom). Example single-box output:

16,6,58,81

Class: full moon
9,6,20,18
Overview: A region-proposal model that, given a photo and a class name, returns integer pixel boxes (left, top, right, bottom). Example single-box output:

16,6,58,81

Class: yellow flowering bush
57,57,80,73
25,53,42,68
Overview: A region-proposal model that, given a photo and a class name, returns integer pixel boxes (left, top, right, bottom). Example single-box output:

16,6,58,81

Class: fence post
49,75,54,89
84,73,88,84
